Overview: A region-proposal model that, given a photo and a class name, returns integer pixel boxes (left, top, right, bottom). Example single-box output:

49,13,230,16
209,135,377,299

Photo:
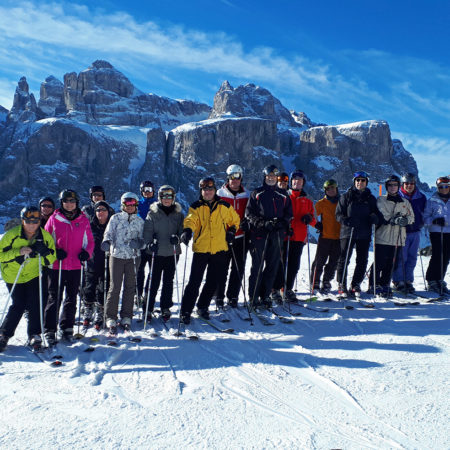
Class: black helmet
59,189,79,207
89,185,105,200
199,177,216,190
39,196,55,208
263,165,280,176
20,205,40,222
290,169,306,184
385,175,401,189
277,172,289,183
140,180,154,194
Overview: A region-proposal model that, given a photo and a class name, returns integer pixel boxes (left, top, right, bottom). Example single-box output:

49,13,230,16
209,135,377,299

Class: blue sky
0,0,448,185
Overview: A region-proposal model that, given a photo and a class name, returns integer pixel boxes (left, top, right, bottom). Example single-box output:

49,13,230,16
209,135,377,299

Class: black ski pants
145,254,179,313
44,268,81,332
248,230,284,302
273,240,305,291
137,250,153,297
336,237,371,289
213,235,249,301
181,251,228,315
368,244,396,288
426,231,450,282
1,277,41,339
311,237,341,287
83,267,108,307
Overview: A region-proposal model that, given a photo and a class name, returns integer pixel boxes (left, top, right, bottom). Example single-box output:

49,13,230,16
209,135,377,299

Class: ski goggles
22,211,40,224
160,193,174,199
228,172,242,180
142,187,153,193
40,203,53,209
62,198,77,203
95,207,108,212
438,184,450,189
353,171,369,179
200,180,216,190
123,199,138,206
277,175,289,182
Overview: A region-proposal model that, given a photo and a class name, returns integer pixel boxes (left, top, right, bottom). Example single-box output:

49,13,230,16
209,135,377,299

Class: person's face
62,198,77,211
142,187,154,198
91,191,104,202
265,173,277,186
291,177,304,190
40,202,54,216
403,182,415,194
22,220,40,235
161,196,173,207
354,178,367,191
277,180,288,190
325,186,337,197
202,187,215,201
228,178,241,191
437,183,450,195
95,206,108,224
387,182,399,195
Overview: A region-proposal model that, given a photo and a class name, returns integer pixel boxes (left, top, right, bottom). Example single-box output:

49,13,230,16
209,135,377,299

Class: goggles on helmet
277,175,289,182
123,198,138,206
200,179,215,190
22,210,40,224
228,172,242,180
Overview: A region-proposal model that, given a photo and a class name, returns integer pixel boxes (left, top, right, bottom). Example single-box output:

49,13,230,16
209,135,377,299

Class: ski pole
340,227,354,298
132,256,140,320
144,248,156,330
103,251,109,329
372,224,376,297
283,238,290,308
55,259,63,342
38,256,47,347
419,250,427,291
0,257,29,326
230,244,253,324
172,242,182,324
306,230,312,299
250,232,270,310
177,242,190,336
440,226,444,296
388,232,401,298
75,262,85,339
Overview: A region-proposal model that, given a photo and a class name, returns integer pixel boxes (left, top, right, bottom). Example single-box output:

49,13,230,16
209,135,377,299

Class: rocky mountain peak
90,60,114,70
38,76,65,116
8,76,41,122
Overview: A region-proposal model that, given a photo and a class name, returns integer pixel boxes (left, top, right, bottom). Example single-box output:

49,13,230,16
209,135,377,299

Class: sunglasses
228,173,242,180
96,207,108,212
143,187,153,193
92,192,104,197
41,204,53,208
123,200,138,206
24,218,40,224
277,176,289,182
387,183,399,187
160,194,174,199
438,184,450,189
63,198,77,203
355,178,367,182
404,182,415,185
202,186,215,191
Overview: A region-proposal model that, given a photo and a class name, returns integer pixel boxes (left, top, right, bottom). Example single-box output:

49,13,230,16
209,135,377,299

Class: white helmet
226,164,243,180
120,192,139,210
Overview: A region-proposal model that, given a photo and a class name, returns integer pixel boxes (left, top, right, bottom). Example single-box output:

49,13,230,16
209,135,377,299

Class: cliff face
0,61,423,224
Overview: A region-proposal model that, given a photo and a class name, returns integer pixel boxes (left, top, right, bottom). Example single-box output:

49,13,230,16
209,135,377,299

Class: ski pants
44,268,81,333
248,230,284,302
1,277,41,339
145,254,179,313
181,251,228,315
105,256,140,322
213,235,248,301
368,244,396,288
392,231,420,283
336,237,371,289
311,237,341,287
137,250,152,297
273,240,305,291
426,231,450,282
83,267,108,307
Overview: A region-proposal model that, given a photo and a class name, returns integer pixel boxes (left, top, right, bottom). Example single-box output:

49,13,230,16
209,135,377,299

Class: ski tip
73,333,85,340
84,346,95,352
223,328,235,333
188,335,199,340
50,360,63,366
344,305,354,310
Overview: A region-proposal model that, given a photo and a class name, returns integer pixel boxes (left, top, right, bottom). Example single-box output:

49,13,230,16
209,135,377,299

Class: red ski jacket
289,190,316,242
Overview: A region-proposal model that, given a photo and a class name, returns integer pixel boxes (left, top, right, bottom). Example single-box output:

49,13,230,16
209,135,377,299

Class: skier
311,179,341,294
214,164,250,308
335,171,382,297
391,173,427,293
136,180,157,303
43,190,94,344
101,192,144,334
143,185,184,321
245,165,293,308
81,200,113,329
423,176,450,295
81,185,114,220
39,196,55,227
0,206,56,352
277,172,289,191
179,177,240,323
368,175,414,298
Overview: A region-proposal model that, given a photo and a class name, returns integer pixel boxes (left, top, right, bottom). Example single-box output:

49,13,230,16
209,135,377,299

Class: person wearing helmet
272,169,316,302
0,206,56,352
81,186,114,220
142,185,184,322
423,176,450,295
39,196,55,227
335,171,383,297
277,172,289,191
245,164,293,308
310,179,341,295
43,189,94,344
391,173,427,293
101,192,144,334
81,200,114,330
214,164,250,308
367,175,414,298
178,177,240,323
136,180,158,302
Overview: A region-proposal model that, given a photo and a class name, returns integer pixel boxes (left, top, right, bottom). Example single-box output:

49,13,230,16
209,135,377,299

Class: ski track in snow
0,245,449,449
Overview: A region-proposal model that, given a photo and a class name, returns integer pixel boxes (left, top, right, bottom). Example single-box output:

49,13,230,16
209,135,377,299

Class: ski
173,322,199,340
295,295,331,312
252,309,275,326
121,324,142,343
336,294,355,310
27,345,63,367
268,307,294,323
231,307,253,322
280,304,302,316
197,316,234,334
358,299,375,308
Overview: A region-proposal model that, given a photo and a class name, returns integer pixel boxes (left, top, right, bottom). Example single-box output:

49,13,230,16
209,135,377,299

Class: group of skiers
0,165,449,353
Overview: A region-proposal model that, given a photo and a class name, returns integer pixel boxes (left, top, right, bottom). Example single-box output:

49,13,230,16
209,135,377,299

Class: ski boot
58,328,74,343
161,308,171,322
270,290,283,304
405,282,416,294
285,290,297,303
120,317,132,332
439,281,450,295
0,334,9,353
44,331,56,347
227,298,238,308
338,283,348,298
262,297,273,309
197,308,210,320
215,298,225,309
82,304,94,328
180,313,191,325
93,306,104,330
320,281,331,295
427,280,441,294
350,284,361,298
28,335,42,351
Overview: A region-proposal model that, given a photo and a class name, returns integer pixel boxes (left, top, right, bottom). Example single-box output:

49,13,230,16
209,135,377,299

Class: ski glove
169,234,180,245
264,220,275,232
56,248,67,260
180,229,193,245
78,249,90,261
274,219,287,231
226,227,236,245
301,214,313,225
432,217,446,227
240,220,250,233
101,241,111,252
130,238,144,250
391,215,408,227
147,240,158,254
314,222,323,233
344,217,358,228
31,240,52,257
369,213,379,225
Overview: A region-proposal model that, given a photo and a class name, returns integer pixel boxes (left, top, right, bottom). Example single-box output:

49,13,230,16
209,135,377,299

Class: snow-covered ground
0,243,449,449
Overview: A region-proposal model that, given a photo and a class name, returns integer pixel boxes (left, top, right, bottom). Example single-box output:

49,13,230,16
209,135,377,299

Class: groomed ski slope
0,243,449,450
